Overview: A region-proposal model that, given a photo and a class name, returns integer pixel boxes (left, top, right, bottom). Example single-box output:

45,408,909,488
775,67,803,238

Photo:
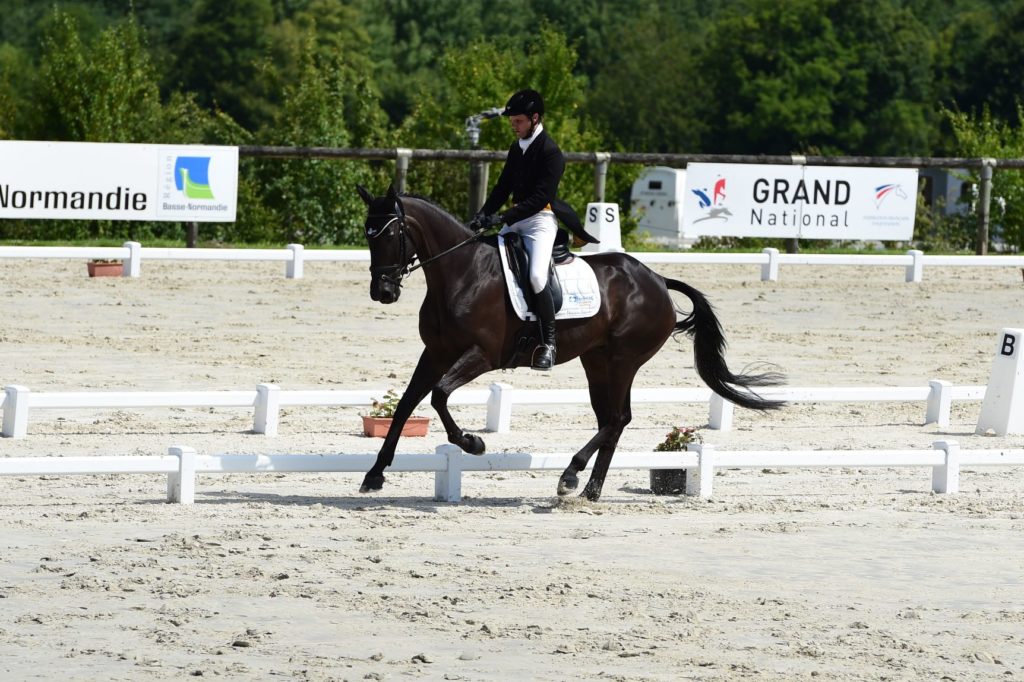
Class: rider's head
502,89,544,139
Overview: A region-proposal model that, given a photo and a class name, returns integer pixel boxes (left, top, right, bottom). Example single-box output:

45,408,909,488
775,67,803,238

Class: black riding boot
532,284,557,371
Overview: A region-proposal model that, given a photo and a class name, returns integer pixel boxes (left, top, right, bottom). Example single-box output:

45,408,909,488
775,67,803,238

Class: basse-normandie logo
174,156,214,199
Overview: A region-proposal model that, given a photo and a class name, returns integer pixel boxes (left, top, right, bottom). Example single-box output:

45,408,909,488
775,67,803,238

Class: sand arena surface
1,257,1023,680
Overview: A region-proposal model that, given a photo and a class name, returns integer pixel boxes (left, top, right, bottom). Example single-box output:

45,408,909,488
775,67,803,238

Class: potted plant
361,389,430,437
87,259,123,277
649,426,702,495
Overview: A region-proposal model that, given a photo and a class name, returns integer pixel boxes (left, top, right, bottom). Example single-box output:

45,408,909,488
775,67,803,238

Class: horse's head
357,184,412,304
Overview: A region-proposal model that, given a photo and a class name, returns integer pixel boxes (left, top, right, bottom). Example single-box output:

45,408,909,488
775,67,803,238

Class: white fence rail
1,380,984,439
1,440,1021,503
3,242,1024,282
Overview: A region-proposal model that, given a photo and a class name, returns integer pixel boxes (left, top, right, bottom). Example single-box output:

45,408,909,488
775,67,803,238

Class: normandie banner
682,162,917,241
0,141,238,222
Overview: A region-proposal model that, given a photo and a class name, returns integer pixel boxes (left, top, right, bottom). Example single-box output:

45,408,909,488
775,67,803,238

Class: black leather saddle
501,232,568,314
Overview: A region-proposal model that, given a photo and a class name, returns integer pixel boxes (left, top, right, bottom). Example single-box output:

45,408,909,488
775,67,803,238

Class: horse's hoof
359,474,386,493
459,433,486,456
557,473,578,496
581,483,602,501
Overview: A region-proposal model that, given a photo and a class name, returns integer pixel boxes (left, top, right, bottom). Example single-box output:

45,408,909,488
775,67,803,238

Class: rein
366,210,481,288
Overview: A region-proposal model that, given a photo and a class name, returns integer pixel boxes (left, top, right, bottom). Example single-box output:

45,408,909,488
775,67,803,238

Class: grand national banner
0,141,238,222
682,163,918,241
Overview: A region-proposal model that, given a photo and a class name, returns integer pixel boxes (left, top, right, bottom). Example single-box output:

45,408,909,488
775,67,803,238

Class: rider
471,88,565,372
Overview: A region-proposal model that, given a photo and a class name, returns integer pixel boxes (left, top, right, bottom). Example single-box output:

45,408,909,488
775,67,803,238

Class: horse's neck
405,203,490,292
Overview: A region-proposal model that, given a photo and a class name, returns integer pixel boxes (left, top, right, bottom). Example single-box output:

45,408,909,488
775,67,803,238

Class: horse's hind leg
557,351,619,495
579,359,639,501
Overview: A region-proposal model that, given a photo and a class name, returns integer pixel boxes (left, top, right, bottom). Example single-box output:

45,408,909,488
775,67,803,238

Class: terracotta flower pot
87,261,123,277
361,415,430,438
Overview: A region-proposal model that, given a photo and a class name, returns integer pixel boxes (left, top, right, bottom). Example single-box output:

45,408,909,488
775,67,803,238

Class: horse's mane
400,192,467,229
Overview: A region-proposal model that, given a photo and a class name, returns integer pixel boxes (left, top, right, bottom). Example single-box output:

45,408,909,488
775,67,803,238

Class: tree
252,32,391,244
958,0,1024,123
397,27,603,220
696,0,939,155
0,44,33,138
175,0,276,132
584,7,708,153
946,106,1024,251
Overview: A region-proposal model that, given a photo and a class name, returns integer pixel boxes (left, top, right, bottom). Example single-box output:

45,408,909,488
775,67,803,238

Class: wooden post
976,159,994,255
467,160,489,219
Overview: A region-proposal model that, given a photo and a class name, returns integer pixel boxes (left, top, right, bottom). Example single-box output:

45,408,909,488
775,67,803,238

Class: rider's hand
470,213,501,232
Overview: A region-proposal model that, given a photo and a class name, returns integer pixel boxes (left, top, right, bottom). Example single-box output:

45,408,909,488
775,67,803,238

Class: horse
355,184,784,501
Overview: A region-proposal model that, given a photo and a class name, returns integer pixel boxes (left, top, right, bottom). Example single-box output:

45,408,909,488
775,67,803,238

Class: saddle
501,231,566,313
492,231,601,324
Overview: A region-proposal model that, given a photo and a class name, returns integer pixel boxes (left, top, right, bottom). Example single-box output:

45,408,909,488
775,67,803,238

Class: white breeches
500,210,557,293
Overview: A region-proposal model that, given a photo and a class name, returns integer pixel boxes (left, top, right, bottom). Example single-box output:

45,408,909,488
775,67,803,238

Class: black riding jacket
481,129,564,225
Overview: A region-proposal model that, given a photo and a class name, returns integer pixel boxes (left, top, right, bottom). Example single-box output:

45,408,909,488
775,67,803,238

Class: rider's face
508,113,537,139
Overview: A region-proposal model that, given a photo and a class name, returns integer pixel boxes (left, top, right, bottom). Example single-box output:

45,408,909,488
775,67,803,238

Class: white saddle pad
498,234,602,322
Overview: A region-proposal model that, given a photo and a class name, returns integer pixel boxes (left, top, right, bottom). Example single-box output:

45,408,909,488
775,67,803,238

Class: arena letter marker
976,327,1024,436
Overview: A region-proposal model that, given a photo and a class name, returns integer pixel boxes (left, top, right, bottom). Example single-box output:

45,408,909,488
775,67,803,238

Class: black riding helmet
502,89,544,118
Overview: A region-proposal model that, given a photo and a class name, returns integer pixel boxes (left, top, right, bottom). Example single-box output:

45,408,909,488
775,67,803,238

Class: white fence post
925,379,952,427
168,445,197,504
708,393,734,430
906,249,924,283
931,440,960,494
685,443,715,499
286,244,304,279
123,241,142,277
434,444,463,503
2,385,30,438
253,383,280,436
761,247,779,281
486,382,514,433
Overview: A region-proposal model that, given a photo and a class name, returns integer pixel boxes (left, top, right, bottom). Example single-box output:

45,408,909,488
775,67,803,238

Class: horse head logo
874,183,907,209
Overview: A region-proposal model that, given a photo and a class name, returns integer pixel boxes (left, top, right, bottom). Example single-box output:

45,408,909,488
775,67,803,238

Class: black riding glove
470,213,502,233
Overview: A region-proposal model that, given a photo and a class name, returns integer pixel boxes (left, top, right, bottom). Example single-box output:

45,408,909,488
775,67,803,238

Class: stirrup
532,344,555,371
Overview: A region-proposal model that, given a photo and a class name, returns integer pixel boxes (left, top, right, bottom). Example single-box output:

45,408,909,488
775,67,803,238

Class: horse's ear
356,185,375,206
385,183,398,200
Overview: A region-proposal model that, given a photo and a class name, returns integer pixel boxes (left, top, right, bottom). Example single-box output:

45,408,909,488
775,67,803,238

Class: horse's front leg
431,346,495,455
360,351,443,493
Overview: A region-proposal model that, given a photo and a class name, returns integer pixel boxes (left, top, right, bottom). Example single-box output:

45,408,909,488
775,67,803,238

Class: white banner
0,141,238,222
683,163,917,240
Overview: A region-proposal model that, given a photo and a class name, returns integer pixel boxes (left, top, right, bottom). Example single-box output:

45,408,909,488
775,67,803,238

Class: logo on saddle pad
498,234,601,322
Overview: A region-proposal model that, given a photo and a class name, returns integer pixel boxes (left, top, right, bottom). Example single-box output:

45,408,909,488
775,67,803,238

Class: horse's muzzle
370,276,400,304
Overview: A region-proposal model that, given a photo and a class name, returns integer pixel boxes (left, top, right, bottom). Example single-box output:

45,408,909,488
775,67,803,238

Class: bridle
366,202,484,290
366,205,414,289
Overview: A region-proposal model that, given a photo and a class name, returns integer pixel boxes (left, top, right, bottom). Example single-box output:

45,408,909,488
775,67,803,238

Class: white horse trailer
630,166,692,247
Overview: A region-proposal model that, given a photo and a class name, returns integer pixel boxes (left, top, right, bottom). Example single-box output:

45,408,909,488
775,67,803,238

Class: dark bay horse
356,184,783,500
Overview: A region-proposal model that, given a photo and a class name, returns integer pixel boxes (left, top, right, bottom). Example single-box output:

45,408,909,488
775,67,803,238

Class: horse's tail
664,277,786,411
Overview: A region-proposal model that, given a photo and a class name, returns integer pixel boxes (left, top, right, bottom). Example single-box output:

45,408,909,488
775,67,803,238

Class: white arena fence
3,242,1024,282
1,379,985,439
1,441,1022,503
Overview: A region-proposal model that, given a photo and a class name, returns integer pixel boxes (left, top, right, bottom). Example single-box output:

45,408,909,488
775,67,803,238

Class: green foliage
176,0,276,132
248,32,391,244
368,389,401,418
912,181,976,252
945,106,1024,251
585,8,707,154
399,26,602,221
3,0,1024,246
